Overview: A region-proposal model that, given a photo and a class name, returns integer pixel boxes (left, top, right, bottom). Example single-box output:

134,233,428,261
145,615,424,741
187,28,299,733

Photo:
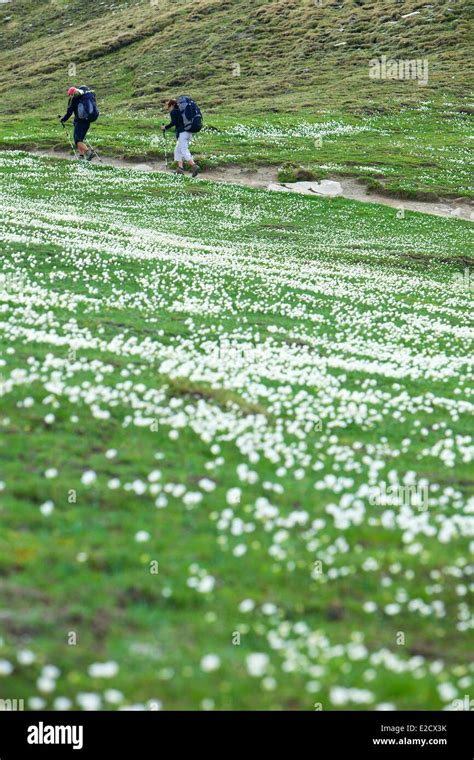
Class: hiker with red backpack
162,96,202,176
59,86,100,161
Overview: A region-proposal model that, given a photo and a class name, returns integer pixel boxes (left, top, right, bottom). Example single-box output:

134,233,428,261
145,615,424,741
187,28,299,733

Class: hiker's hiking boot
191,164,201,178
174,167,185,175
85,149,97,162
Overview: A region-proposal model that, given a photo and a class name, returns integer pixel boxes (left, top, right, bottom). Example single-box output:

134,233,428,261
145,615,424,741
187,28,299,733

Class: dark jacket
164,107,185,138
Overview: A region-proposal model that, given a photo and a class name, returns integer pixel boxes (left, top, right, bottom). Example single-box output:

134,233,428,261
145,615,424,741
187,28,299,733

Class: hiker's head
67,87,79,97
165,99,177,111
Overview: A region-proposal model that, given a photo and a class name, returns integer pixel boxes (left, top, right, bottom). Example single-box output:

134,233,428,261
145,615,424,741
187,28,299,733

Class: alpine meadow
0,0,473,720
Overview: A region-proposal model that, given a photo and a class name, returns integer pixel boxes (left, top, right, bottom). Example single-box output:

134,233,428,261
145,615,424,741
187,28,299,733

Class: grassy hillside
0,1,472,198
0,151,473,710
0,0,472,114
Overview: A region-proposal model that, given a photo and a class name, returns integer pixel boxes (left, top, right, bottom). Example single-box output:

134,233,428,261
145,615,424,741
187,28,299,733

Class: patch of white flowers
0,152,472,710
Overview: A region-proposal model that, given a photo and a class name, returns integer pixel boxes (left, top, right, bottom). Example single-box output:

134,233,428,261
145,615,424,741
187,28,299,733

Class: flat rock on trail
27,148,474,222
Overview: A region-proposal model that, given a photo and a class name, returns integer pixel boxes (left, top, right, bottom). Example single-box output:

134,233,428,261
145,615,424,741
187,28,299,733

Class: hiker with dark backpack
59,86,99,161
162,96,202,177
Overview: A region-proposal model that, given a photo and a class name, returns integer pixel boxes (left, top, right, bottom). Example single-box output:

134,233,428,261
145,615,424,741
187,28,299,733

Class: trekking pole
162,126,168,168
85,140,104,164
58,117,80,160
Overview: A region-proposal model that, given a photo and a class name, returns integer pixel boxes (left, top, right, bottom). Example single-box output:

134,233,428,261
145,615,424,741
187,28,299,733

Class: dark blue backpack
77,87,99,122
177,95,202,133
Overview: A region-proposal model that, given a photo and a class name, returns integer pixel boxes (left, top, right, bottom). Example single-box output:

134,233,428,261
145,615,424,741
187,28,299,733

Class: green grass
0,0,472,713
0,151,473,710
1,107,472,198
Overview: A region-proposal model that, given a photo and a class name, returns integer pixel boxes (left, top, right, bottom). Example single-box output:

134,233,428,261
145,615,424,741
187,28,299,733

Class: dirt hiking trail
22,148,474,222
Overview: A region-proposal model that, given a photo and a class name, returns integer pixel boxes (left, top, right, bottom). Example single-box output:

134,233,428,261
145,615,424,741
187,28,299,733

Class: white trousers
174,131,194,163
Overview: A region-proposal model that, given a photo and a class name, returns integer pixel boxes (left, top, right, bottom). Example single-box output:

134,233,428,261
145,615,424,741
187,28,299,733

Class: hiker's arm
61,100,74,123
163,111,178,131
